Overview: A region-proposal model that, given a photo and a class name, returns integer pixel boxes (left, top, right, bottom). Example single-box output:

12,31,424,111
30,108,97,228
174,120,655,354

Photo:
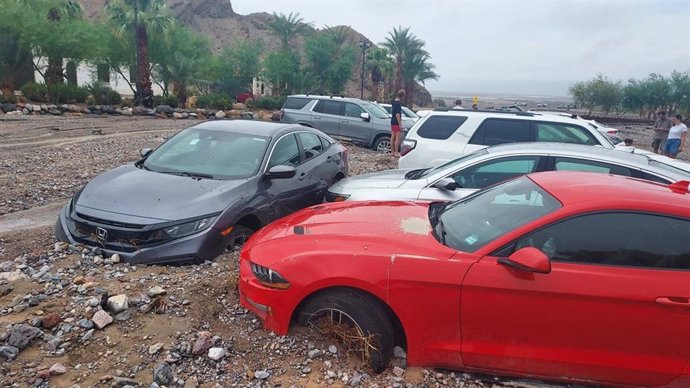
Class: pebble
254,370,270,380
49,362,67,375
6,324,42,349
207,347,225,360
153,362,174,386
107,294,129,313
149,342,164,355
0,345,19,360
147,286,167,297
92,310,113,329
328,344,338,354
41,312,62,329
191,331,213,356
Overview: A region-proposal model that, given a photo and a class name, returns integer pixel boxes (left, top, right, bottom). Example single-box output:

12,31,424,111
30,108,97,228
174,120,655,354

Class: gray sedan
326,142,689,203
55,121,348,264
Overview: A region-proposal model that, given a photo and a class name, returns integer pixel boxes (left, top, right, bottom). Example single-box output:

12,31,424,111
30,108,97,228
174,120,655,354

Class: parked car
533,111,622,140
54,121,348,265
377,102,420,125
279,95,410,153
234,88,255,104
240,171,690,387
326,142,690,202
399,108,616,169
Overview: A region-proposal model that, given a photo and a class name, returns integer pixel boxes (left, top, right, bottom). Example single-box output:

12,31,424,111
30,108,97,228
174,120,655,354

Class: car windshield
417,149,489,179
143,127,270,180
362,101,391,119
432,176,561,252
402,106,419,119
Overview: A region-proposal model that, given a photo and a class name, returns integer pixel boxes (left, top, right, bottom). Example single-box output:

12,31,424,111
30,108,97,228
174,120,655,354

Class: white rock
207,347,225,360
92,310,113,329
110,254,120,264
328,345,337,354
215,110,226,119
0,271,29,282
149,342,164,355
49,362,67,375
255,370,270,379
107,294,129,313
147,286,167,297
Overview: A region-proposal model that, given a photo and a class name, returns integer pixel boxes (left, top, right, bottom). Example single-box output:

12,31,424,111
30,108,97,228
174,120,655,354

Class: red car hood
244,201,458,264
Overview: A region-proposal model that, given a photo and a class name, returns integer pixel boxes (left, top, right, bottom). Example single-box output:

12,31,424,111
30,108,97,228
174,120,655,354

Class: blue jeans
665,138,681,156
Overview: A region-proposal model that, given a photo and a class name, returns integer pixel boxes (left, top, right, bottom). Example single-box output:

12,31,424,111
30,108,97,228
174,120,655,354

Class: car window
436,176,561,253
417,115,468,140
513,212,690,270
314,100,343,116
344,103,365,118
553,157,632,177
402,106,419,118
381,105,392,114
360,101,390,119
298,132,324,161
452,156,541,189
640,171,672,184
283,97,311,110
319,136,332,150
535,122,598,145
469,118,531,146
268,134,301,168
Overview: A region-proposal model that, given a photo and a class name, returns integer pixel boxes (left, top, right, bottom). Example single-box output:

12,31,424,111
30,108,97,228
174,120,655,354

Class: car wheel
297,289,394,373
226,225,254,252
373,136,391,154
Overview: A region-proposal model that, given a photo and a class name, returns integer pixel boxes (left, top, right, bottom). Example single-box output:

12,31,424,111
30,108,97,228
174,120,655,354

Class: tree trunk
46,57,64,86
393,57,402,96
137,23,154,108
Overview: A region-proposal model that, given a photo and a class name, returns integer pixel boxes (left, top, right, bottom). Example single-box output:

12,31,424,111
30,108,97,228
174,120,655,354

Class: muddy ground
0,114,668,387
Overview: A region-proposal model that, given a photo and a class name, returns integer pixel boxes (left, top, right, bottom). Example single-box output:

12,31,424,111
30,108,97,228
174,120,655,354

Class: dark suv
280,95,410,153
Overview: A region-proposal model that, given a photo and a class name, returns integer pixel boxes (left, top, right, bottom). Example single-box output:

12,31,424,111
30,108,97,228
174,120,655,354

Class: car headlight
250,262,291,289
154,216,216,239
325,191,350,202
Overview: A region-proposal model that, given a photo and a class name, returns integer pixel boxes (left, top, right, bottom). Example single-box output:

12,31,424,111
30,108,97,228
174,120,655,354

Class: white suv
398,109,617,168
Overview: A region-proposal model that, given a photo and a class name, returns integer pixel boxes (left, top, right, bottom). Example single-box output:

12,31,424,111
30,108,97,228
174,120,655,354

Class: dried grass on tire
310,316,380,365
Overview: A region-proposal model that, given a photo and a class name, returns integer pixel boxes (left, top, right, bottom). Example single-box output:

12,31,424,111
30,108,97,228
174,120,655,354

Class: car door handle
298,172,308,181
655,297,690,307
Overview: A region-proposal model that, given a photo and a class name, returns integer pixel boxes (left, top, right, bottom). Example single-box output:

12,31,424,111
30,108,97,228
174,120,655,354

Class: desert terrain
0,114,670,387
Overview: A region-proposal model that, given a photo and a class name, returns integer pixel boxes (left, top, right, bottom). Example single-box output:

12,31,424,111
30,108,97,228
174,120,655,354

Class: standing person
452,99,464,110
664,114,688,159
652,111,673,154
390,89,405,157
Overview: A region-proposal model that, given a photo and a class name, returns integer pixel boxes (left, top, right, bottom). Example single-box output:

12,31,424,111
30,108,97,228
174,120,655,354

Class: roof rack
432,107,535,117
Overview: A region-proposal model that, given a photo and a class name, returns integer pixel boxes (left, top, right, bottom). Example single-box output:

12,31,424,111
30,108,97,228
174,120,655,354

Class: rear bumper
54,204,226,264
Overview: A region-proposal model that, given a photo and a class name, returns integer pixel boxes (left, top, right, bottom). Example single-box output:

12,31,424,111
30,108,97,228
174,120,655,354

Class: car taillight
341,143,348,161
607,129,618,134
400,139,416,156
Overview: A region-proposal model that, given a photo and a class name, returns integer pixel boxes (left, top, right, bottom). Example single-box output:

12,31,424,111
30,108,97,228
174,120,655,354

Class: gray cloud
232,0,690,96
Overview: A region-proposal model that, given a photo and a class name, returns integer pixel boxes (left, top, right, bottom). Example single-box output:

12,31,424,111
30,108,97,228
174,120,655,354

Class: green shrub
196,93,232,110
254,95,286,110
153,95,179,108
21,82,48,102
50,83,89,104
86,82,122,105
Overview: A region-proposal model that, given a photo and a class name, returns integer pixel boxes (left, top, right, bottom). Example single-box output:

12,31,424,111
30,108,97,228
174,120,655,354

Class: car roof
426,109,590,125
486,142,645,163
191,120,301,137
288,94,365,103
529,171,690,212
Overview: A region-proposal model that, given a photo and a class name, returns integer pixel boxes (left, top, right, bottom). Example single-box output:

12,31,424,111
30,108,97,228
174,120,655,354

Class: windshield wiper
404,168,429,180
178,171,215,179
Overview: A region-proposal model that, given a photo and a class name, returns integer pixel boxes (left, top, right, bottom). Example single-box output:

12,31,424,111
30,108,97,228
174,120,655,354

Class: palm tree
403,52,439,107
107,0,173,107
365,47,394,101
45,0,83,86
267,12,311,50
382,26,423,102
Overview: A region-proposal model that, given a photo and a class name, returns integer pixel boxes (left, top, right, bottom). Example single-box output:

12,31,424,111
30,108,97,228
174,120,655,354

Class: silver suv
279,95,410,152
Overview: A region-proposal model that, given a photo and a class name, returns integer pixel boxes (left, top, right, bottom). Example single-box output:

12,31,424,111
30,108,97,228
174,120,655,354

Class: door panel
312,100,343,136
461,212,690,386
339,103,371,143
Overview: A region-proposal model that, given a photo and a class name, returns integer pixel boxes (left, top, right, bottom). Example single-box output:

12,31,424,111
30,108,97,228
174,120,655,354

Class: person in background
390,89,405,157
452,99,464,110
652,111,672,154
472,103,478,110
664,114,687,159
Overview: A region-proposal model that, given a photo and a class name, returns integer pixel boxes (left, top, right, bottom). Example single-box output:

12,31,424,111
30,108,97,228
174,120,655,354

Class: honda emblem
96,227,108,241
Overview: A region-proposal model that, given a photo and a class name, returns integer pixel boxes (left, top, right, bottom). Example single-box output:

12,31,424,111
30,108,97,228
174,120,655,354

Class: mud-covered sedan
240,172,690,387
55,120,347,264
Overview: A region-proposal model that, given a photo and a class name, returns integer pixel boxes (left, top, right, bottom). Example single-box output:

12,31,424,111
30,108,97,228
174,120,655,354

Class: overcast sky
232,0,689,97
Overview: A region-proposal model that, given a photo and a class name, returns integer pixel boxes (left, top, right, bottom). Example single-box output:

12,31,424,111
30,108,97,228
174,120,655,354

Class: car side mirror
264,165,297,180
432,178,459,191
360,112,370,122
140,148,152,158
498,247,551,274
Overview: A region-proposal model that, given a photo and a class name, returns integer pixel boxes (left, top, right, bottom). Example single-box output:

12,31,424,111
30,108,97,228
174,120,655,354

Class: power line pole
359,39,371,100
133,0,141,106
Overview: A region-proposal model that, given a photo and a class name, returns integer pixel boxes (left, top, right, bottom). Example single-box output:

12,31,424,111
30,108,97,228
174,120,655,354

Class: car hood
329,169,416,192
75,165,247,223
245,200,457,264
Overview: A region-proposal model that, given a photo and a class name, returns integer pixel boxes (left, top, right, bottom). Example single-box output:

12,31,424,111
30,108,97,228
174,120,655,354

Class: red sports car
239,171,690,387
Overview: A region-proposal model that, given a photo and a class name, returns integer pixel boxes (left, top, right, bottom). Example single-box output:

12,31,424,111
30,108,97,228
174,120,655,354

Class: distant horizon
429,90,574,102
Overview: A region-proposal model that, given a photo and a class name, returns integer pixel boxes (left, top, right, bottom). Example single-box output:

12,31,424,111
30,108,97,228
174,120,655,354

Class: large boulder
6,324,42,349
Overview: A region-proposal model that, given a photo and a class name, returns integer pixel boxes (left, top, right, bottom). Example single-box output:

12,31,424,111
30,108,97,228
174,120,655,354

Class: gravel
0,115,617,387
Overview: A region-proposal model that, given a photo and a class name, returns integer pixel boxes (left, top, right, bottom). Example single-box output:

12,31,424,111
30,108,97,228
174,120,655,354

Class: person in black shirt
390,89,405,156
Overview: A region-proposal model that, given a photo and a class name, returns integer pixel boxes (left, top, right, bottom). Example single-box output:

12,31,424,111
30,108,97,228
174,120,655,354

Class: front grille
66,215,170,253
76,212,145,229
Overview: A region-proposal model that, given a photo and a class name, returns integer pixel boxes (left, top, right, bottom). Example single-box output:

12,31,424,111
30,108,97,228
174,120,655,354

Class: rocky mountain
78,0,432,106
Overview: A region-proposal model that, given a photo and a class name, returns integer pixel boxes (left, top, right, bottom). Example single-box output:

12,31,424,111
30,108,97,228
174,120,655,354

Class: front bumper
54,204,226,264
238,256,294,335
